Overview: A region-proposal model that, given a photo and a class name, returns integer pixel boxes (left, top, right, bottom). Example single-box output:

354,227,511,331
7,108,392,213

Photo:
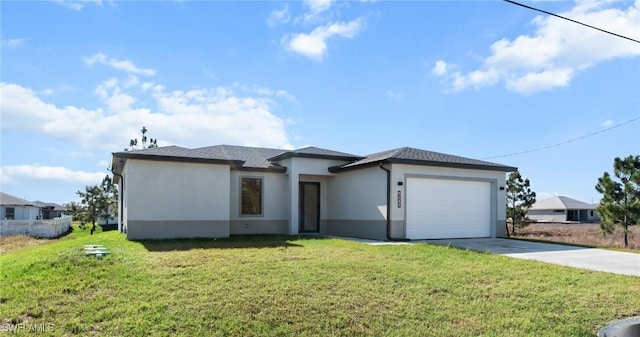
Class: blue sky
1,0,639,205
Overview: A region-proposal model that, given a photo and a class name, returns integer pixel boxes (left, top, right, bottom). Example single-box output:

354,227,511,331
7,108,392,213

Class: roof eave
269,152,363,162
330,158,517,173
111,152,243,170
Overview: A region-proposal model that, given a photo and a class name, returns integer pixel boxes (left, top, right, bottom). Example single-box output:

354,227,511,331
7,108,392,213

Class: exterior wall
528,209,600,223
528,210,567,222
1,206,40,220
279,157,353,235
122,159,231,239
229,171,289,235
391,164,508,239
326,166,388,240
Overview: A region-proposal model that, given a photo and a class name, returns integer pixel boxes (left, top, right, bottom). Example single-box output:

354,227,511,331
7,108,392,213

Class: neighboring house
528,196,600,223
33,201,65,219
111,145,516,241
0,192,41,220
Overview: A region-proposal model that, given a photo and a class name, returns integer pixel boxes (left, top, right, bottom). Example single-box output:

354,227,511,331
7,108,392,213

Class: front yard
1,229,638,336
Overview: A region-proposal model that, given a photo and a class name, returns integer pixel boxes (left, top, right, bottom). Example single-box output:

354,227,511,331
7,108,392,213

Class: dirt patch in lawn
0,235,48,254
513,223,640,250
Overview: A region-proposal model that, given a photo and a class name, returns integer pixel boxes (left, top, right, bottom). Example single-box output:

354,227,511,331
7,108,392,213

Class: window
241,177,263,215
590,210,594,217
5,207,15,220
553,210,564,213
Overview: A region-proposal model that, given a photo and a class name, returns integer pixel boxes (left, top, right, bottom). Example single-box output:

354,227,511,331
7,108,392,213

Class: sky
1,0,639,206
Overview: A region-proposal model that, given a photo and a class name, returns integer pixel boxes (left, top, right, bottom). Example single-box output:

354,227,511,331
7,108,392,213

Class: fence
0,215,72,238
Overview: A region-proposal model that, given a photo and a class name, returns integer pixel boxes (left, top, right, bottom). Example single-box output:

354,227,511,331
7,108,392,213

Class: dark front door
299,182,320,233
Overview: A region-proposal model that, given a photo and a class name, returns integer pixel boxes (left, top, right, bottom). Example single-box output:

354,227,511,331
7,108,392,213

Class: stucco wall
528,210,566,222
326,166,388,239
1,206,40,220
123,159,231,239
229,171,289,235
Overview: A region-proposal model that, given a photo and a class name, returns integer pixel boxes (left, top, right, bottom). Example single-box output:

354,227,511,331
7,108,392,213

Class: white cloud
84,53,156,76
303,0,335,23
601,119,614,127
386,90,402,100
433,1,640,94
284,18,365,61
431,60,448,76
267,4,291,27
53,0,106,11
0,165,106,185
5,38,26,47
1,76,294,152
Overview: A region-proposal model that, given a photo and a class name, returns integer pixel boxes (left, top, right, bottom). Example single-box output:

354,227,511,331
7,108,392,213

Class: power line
481,116,640,159
504,0,640,44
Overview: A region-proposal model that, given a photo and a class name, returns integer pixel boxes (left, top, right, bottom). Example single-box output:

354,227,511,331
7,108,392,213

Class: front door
299,182,320,233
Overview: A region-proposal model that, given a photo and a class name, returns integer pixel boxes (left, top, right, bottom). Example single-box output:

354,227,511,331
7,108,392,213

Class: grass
1,228,639,336
513,223,640,250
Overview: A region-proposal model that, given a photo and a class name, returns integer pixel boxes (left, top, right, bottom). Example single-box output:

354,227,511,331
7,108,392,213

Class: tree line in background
64,126,159,234
505,155,638,247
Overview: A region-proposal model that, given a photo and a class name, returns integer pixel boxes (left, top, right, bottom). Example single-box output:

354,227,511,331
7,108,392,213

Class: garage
406,177,492,240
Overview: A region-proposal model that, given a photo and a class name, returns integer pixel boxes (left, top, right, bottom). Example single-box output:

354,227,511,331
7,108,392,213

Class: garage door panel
406,178,491,239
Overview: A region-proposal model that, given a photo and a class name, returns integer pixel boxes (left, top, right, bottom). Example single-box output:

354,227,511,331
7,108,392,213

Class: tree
64,201,87,229
506,170,536,237
77,185,105,234
126,126,158,151
595,155,640,248
100,175,118,228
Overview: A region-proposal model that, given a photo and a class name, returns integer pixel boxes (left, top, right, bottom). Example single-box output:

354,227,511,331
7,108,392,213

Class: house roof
331,147,516,172
268,146,361,162
530,196,597,210
111,146,245,179
194,145,287,169
33,201,65,211
1,192,36,207
112,144,515,175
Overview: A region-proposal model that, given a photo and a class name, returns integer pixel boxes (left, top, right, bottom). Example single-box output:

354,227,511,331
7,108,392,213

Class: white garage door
406,177,491,239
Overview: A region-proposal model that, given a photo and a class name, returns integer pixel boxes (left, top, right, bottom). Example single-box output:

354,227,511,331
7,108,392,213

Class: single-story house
0,192,41,220
33,201,65,219
110,145,516,241
528,196,599,223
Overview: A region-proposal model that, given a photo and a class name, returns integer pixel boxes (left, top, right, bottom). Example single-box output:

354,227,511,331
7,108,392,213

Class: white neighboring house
111,145,516,241
0,192,41,220
528,196,600,223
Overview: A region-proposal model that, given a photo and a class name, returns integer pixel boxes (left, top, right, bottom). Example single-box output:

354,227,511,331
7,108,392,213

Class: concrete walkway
422,238,640,277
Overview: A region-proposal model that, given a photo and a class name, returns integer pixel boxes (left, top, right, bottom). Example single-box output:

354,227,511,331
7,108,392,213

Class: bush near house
1,231,638,337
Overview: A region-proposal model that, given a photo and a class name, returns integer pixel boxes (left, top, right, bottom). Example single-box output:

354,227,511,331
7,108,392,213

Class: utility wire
481,116,640,159
504,0,640,44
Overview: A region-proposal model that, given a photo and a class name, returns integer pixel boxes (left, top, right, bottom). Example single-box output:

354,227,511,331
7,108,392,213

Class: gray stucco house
111,145,516,241
528,196,600,223
0,192,41,220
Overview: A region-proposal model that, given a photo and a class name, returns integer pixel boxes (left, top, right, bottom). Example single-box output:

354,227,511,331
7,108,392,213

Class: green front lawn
1,230,638,336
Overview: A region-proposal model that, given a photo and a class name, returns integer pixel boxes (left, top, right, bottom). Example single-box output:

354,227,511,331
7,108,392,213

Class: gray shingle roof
268,146,361,162
113,144,515,173
117,146,234,161
1,192,35,206
33,201,65,211
337,147,515,172
194,145,287,169
530,196,597,210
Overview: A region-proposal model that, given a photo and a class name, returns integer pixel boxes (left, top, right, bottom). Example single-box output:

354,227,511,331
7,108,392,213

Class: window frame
5,207,15,220
240,176,264,217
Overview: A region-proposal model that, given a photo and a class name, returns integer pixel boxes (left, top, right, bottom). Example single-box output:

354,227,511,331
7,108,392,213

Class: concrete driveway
423,238,640,277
